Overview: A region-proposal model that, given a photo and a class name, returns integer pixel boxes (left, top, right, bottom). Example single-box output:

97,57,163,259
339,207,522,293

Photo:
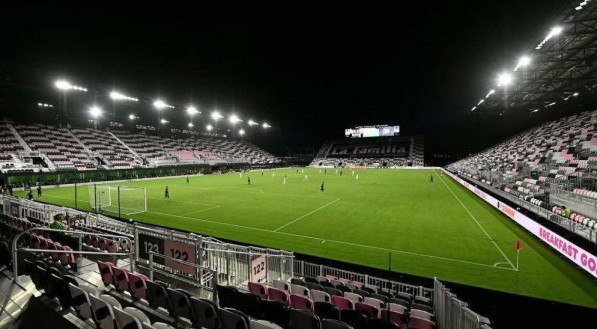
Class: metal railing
434,278,491,329
11,227,134,282
148,251,218,303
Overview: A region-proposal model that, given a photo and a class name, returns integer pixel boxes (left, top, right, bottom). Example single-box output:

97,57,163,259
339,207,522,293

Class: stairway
108,131,145,165
6,123,32,152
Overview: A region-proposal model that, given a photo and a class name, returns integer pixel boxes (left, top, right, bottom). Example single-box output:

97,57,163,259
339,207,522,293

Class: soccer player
248,177,251,185
272,172,275,178
352,170,355,176
283,177,287,185
239,172,243,178
320,181,325,192
186,176,190,184
355,174,359,180
303,174,309,182
430,175,434,183
164,186,170,199
261,170,264,176
37,184,42,198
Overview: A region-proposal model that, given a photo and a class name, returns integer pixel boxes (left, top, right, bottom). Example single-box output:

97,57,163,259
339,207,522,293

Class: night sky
0,0,574,160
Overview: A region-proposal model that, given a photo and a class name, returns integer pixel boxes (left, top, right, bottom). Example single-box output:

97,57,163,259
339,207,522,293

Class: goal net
88,185,147,215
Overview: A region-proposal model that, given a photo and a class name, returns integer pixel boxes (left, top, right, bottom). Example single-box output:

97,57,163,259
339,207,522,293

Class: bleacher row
448,109,597,231
0,120,280,173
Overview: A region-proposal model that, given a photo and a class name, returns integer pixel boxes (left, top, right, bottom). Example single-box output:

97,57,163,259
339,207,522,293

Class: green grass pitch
20,168,597,308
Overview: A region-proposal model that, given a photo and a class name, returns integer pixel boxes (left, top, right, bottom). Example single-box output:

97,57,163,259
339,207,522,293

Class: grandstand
0,120,281,174
310,136,424,168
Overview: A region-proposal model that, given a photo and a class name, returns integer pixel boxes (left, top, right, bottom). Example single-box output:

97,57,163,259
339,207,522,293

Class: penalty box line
434,170,517,270
147,209,516,272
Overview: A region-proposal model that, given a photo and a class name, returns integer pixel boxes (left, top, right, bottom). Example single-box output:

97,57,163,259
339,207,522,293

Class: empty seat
291,283,311,297
146,280,171,312
315,302,340,321
363,297,384,309
112,267,131,293
380,309,404,327
290,294,314,312
216,285,239,308
89,294,117,329
324,287,343,297
343,292,362,305
128,273,148,300
352,289,369,299
412,303,433,314
114,306,142,329
219,308,250,329
261,299,290,328
166,288,194,322
414,296,432,306
355,302,378,318
68,283,93,320
321,319,353,329
408,316,435,329
291,277,308,287
410,309,434,322
290,308,321,329
250,319,285,329
124,307,151,325
190,297,218,329
368,317,401,329
273,279,289,291
339,309,368,329
311,289,331,303
307,282,325,291
248,281,268,299
267,286,289,305
331,295,353,311
97,261,115,287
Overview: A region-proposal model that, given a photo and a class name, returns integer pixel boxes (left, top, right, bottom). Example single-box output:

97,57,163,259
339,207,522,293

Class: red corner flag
515,240,523,251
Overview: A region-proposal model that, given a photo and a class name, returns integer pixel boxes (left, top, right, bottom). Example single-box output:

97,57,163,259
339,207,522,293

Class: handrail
11,227,135,282
201,248,296,257
148,251,218,303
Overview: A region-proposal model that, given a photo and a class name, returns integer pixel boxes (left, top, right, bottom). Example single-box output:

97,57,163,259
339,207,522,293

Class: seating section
15,123,96,171
71,128,141,169
448,109,597,230
311,136,424,168
0,121,24,164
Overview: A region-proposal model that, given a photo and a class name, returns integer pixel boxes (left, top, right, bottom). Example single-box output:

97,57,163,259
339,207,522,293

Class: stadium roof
472,0,597,112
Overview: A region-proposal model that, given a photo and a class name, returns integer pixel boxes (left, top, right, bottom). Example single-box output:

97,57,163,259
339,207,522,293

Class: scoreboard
345,125,400,138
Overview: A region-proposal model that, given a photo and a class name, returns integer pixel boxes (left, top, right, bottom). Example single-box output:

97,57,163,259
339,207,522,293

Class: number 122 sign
251,255,267,283
164,240,197,275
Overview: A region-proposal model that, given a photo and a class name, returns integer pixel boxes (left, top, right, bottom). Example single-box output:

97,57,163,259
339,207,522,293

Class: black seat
361,286,378,295
261,299,290,328
308,282,325,291
290,308,321,329
389,298,410,308
324,287,343,297
353,289,369,298
315,301,340,320
367,318,400,329
412,303,433,314
31,265,47,291
304,276,319,284
319,281,334,288
236,291,262,318
336,285,352,293
166,287,195,322
0,241,11,267
340,310,368,329
322,319,353,329
189,297,218,329
370,293,389,304
219,308,250,329
216,285,239,309
291,278,308,287
146,280,171,312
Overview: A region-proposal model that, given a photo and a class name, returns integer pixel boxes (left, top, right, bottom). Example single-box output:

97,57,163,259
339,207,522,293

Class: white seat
124,307,151,325
388,303,407,314
290,283,310,298
250,319,284,329
68,283,93,320
273,279,288,291
113,307,142,329
152,323,176,329
410,309,433,321
343,292,362,304
311,289,331,303
89,294,116,329
100,294,121,309
363,296,384,309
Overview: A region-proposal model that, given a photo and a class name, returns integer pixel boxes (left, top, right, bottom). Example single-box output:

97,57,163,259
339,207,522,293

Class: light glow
110,91,138,102
89,105,102,118
211,111,223,121
206,124,213,131
497,72,513,87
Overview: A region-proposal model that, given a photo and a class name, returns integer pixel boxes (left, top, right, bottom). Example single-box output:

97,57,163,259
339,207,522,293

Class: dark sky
0,0,573,157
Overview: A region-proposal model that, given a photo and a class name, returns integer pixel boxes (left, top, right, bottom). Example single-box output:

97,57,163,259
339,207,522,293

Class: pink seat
267,287,289,305
51,242,62,260
290,294,314,312
59,245,76,266
248,282,268,299
112,267,131,293
97,261,115,287
408,317,435,329
128,273,148,300
381,309,404,326
32,235,42,249
99,238,108,251
355,302,379,318
331,295,353,310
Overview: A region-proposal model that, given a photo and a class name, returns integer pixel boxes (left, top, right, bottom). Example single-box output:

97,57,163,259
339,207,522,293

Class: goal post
88,184,147,215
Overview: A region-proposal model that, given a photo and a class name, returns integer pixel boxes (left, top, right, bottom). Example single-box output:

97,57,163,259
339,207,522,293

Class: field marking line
435,170,517,270
39,187,516,272
273,198,341,232
179,205,221,216
41,192,218,208
147,210,515,271
168,183,337,200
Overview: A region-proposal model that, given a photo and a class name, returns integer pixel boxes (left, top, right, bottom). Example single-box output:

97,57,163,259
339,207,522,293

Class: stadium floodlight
188,122,194,128
471,106,477,111
477,99,484,105
211,111,223,121
89,105,102,118
110,91,138,102
229,114,242,124
186,105,199,116
262,122,271,129
248,119,258,126
548,26,563,38
514,56,531,71
54,79,87,92
486,89,495,98
573,92,579,97
153,99,167,110
128,114,137,120
238,129,245,136
497,72,513,87
206,124,213,131
160,118,169,124
37,103,53,108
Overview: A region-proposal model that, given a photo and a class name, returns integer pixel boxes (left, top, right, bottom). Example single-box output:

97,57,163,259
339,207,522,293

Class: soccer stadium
0,1,596,329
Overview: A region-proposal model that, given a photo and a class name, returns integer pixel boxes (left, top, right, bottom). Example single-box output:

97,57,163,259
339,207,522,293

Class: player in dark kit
186,176,189,184
320,181,325,192
164,186,170,199
248,177,251,185
430,175,434,183
37,184,42,198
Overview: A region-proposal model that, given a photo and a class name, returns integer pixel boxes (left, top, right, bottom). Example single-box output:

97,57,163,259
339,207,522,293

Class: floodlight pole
118,186,121,220
387,251,392,322
94,183,98,214
74,182,78,210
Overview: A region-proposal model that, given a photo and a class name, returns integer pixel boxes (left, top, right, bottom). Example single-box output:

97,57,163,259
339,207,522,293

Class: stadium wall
443,169,597,278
